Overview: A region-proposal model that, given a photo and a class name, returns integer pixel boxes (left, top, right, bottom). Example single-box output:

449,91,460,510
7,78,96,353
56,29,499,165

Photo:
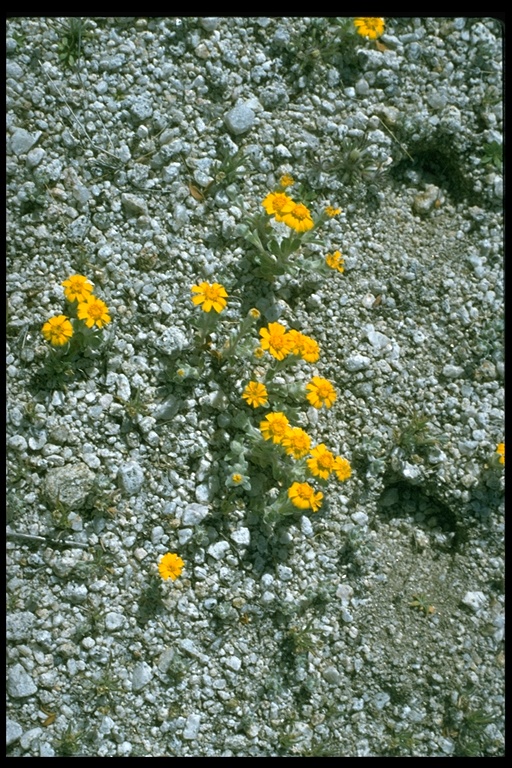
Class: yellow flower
307,444,335,480
287,330,320,362
249,307,261,319
42,315,73,346
262,191,295,221
77,296,111,328
260,412,290,444
306,377,337,409
281,202,314,233
62,274,94,303
242,381,268,408
254,346,265,359
282,426,311,460
354,17,385,40
191,281,228,313
333,456,352,482
231,473,243,485
325,206,341,217
496,443,505,465
288,482,323,513
279,174,294,188
158,552,185,581
326,251,345,273
259,322,293,361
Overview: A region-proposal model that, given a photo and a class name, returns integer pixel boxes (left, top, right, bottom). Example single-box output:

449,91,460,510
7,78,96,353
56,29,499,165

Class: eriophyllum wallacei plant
239,174,345,282
41,274,111,377
183,278,352,525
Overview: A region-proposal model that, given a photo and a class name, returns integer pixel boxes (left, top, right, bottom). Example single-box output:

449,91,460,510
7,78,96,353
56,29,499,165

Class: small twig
377,116,414,162
6,530,89,549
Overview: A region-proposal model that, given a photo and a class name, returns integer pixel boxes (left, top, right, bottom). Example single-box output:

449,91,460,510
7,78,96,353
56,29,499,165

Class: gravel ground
6,16,504,757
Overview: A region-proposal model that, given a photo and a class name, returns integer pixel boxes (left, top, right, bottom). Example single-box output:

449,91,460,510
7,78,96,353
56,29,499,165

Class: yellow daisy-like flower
496,443,505,465
354,17,385,40
334,456,352,482
158,552,185,581
326,251,345,273
279,174,294,188
262,191,295,221
231,473,244,485
325,206,341,217
41,315,74,346
61,274,94,303
260,412,290,444
288,482,323,513
306,377,337,409
282,426,311,460
281,202,314,233
191,281,228,313
307,443,335,480
286,330,320,363
242,381,268,408
259,322,293,361
77,296,111,329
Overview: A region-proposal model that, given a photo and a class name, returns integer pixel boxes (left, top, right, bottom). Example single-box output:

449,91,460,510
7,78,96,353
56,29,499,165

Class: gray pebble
224,104,256,136
207,541,230,560
132,661,153,691
7,663,37,698
117,461,145,496
183,714,201,740
10,128,42,155
105,612,126,632
345,354,371,372
182,503,209,526
6,718,23,746
45,463,95,510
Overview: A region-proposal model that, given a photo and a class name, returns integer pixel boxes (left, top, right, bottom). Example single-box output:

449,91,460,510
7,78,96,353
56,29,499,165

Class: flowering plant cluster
240,175,345,281
42,274,111,352
185,280,352,524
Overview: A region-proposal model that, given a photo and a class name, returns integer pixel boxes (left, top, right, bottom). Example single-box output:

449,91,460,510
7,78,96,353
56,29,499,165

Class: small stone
7,663,37,698
461,591,487,613
224,104,256,136
67,215,91,243
155,327,189,356
129,96,153,122
207,541,230,560
45,463,95,510
11,128,42,155
413,184,441,215
117,461,144,496
7,612,36,642
230,528,250,546
225,656,242,672
121,193,147,217
26,147,46,168
132,661,153,691
182,503,209,526
183,714,201,740
345,354,371,372
322,665,341,684
442,364,464,379
105,612,126,632
6,718,23,746
199,17,220,31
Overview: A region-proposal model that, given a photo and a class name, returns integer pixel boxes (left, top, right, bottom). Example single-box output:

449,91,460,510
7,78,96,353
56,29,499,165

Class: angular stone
44,463,95,510
7,664,37,698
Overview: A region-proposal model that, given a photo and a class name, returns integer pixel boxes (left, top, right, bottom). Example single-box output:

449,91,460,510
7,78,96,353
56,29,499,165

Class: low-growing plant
178,281,353,526
238,175,344,281
36,274,112,390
